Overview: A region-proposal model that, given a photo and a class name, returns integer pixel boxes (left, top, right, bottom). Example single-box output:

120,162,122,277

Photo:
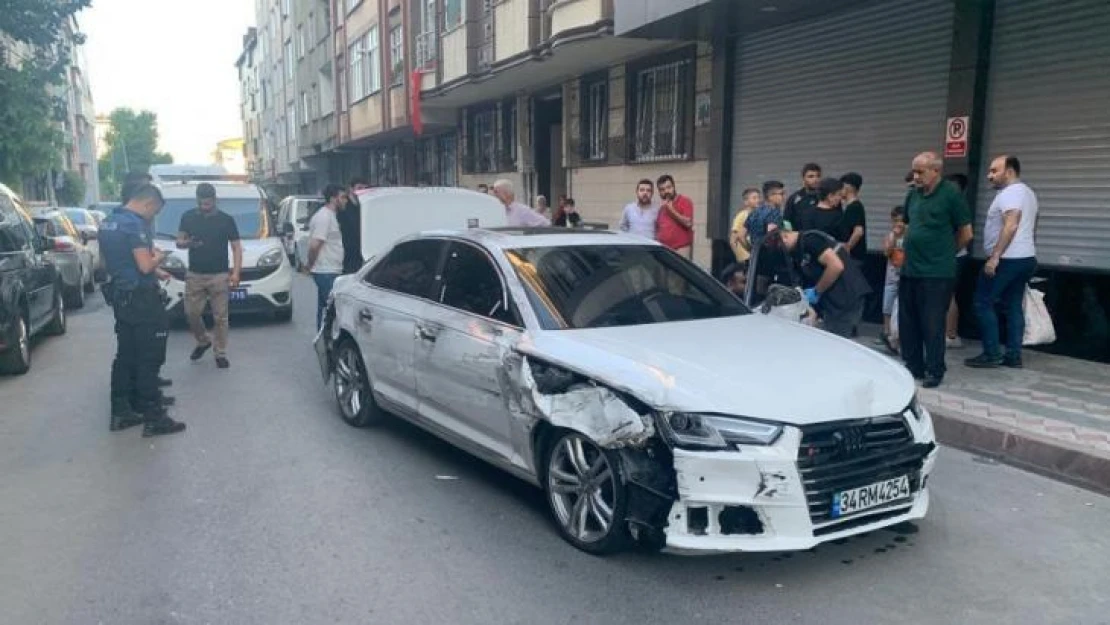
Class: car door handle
415,323,439,342
358,309,374,322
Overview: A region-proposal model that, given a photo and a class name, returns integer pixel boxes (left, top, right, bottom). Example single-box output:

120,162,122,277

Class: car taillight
53,239,75,252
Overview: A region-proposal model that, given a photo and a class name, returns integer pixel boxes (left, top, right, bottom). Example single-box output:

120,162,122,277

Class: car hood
155,238,284,267
519,314,914,425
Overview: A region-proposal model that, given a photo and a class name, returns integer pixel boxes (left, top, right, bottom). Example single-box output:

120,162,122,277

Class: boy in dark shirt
803,177,845,236
838,172,867,262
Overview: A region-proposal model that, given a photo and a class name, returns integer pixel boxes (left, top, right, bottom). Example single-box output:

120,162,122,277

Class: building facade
617,0,1110,362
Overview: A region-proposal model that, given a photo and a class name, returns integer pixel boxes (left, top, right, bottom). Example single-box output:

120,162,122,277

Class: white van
354,187,508,263
275,194,324,269
152,181,294,321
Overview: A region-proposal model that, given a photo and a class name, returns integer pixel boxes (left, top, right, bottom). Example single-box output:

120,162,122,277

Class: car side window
365,239,444,299
0,198,31,253
439,242,516,325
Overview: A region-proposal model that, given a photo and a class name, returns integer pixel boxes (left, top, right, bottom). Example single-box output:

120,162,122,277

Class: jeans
899,276,955,379
974,257,1037,360
111,287,169,413
312,272,339,330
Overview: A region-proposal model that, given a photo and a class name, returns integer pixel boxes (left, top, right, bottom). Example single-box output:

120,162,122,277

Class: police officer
99,183,186,436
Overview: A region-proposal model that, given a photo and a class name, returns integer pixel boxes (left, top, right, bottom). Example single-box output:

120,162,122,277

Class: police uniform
100,207,183,435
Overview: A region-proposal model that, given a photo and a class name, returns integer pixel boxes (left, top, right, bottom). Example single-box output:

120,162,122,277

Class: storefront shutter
730,0,954,250
977,0,1110,271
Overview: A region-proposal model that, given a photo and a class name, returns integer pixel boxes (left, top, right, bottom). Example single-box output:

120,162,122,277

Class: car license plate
831,475,911,519
229,288,248,302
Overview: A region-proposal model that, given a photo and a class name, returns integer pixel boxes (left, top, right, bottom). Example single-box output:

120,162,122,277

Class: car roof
413,227,662,251
157,181,263,200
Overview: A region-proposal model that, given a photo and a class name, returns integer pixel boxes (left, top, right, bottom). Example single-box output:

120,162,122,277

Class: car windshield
153,197,271,240
64,209,88,225
504,245,749,330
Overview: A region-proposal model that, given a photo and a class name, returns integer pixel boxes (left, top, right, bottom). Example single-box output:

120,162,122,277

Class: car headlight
257,248,284,268
656,412,783,449
161,255,185,270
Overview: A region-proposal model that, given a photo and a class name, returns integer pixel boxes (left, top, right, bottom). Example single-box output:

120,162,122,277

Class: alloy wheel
547,433,618,545
17,317,29,363
334,345,366,420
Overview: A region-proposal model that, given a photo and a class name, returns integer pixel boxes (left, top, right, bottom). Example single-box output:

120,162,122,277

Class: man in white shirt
492,179,550,227
618,179,659,240
305,184,348,329
966,155,1038,369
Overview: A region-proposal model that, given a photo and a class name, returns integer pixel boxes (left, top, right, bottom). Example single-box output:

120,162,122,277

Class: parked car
314,190,937,556
62,207,102,280
275,195,324,269
152,181,293,322
31,210,96,309
0,184,67,375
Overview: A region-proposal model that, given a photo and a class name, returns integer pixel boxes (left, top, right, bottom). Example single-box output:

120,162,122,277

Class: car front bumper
163,262,294,318
659,409,938,554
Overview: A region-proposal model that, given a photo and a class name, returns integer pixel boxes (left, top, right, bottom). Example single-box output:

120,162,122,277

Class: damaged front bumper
658,412,938,554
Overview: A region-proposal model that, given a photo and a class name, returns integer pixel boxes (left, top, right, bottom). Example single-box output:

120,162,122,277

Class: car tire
44,289,66,336
543,430,631,555
332,338,385,428
64,276,85,310
0,315,32,375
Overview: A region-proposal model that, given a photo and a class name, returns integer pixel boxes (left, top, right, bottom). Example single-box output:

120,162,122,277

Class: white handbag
1022,286,1056,346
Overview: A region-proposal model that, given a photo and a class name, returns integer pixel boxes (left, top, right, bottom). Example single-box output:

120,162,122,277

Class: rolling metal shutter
976,0,1110,271
730,0,954,250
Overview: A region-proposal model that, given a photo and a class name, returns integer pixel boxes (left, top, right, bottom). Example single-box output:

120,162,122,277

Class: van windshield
153,198,271,240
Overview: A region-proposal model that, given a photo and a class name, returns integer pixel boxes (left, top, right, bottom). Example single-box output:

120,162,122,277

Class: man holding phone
177,183,242,369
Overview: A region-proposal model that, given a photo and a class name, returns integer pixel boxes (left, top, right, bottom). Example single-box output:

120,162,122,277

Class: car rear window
505,245,749,330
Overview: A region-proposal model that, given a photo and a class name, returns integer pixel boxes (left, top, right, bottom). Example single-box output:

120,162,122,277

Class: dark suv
0,184,67,374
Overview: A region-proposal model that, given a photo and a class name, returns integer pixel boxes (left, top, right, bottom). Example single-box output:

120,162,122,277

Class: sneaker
158,395,176,407
965,353,1003,368
874,334,889,346
190,343,212,361
158,377,173,388
1003,355,1024,369
946,336,964,349
142,413,187,437
215,356,229,369
922,375,943,389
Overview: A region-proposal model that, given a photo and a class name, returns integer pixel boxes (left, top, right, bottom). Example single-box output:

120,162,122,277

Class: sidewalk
855,325,1110,495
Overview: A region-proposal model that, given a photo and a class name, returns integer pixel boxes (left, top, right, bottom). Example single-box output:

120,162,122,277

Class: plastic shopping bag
761,285,817,326
1022,286,1056,346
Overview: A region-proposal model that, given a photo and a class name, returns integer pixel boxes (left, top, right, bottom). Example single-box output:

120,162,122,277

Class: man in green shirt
899,151,973,388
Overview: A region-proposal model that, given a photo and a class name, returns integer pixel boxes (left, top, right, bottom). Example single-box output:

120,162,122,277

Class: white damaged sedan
315,227,937,555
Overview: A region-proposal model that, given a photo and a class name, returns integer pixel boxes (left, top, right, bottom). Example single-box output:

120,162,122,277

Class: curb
925,402,1110,497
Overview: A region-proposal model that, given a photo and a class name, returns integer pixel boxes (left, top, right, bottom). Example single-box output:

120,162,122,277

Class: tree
0,0,91,187
56,170,86,206
97,108,174,198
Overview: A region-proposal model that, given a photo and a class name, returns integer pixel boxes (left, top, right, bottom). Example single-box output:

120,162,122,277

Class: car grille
796,414,934,527
164,265,277,282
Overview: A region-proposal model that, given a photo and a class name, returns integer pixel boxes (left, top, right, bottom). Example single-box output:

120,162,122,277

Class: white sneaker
946,336,964,348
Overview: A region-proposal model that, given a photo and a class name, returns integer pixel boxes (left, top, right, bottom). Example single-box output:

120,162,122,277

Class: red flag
410,69,423,137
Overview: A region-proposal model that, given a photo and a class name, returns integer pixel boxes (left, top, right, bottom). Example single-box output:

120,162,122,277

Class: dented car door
413,241,520,461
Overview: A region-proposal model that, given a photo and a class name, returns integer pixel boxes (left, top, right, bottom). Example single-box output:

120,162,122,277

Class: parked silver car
31,210,96,309
62,207,102,280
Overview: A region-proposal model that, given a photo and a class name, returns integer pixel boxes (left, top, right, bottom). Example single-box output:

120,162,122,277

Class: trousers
313,272,340,330
184,271,230,357
974,257,1037,359
111,287,169,413
898,276,955,379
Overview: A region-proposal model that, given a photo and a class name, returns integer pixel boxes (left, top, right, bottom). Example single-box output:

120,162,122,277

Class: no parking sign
945,116,969,158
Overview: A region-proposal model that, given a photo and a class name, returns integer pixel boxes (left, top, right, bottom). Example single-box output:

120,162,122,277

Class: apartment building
236,28,263,180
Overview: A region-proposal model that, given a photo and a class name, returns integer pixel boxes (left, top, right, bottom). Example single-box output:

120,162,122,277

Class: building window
466,107,497,174
443,0,463,30
632,59,691,161
300,91,309,126
284,40,294,80
500,99,517,169
389,21,404,87
345,0,361,15
287,103,296,143
439,135,457,187
348,38,365,103
297,26,305,59
366,27,381,93
416,0,437,69
282,0,291,17
581,76,608,161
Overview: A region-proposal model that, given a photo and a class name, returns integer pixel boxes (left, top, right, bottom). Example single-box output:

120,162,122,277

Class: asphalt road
2,276,1107,625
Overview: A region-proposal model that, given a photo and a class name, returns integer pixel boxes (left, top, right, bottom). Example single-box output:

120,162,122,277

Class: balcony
545,0,613,41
